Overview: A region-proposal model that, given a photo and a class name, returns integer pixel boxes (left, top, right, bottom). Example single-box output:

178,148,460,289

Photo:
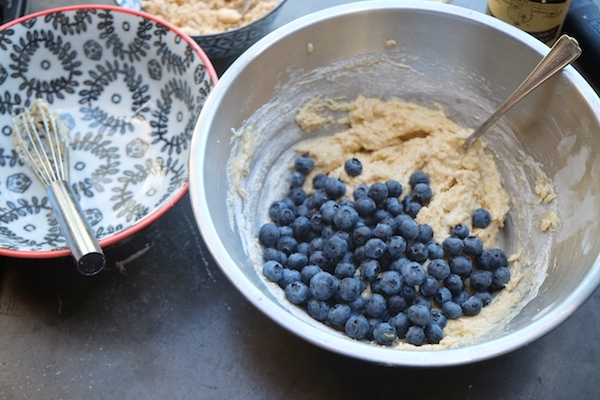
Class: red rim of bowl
0,4,219,259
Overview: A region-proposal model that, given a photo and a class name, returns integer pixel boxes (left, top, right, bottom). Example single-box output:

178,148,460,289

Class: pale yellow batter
141,0,279,35
293,96,525,349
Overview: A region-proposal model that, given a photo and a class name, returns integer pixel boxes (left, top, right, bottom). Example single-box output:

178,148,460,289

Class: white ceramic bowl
0,5,217,259
189,1,600,366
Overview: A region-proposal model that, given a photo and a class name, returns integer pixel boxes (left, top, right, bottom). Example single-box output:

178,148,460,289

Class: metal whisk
12,99,106,276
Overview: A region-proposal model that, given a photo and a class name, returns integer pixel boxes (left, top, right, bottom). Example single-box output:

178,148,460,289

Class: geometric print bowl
114,0,288,59
0,5,217,258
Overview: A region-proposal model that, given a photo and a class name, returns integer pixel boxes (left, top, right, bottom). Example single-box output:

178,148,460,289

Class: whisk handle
47,181,106,276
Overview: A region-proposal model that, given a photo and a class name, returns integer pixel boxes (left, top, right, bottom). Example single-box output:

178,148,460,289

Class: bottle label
487,0,572,44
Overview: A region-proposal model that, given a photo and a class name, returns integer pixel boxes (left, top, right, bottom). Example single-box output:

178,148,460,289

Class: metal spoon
464,34,582,148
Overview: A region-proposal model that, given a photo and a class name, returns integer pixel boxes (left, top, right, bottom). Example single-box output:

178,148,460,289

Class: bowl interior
190,1,600,365
0,6,215,256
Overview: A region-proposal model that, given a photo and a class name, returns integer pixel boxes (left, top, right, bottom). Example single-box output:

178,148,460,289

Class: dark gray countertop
1,1,600,399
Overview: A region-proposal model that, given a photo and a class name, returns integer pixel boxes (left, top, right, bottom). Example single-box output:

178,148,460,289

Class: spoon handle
464,35,582,148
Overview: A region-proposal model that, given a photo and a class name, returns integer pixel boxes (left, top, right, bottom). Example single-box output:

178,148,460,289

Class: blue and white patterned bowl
114,0,287,59
0,5,217,258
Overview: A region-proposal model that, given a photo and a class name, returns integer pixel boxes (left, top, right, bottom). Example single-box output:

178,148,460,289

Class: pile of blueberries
258,155,511,346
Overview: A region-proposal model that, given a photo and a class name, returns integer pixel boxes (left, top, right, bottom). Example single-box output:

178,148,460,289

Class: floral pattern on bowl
0,6,217,257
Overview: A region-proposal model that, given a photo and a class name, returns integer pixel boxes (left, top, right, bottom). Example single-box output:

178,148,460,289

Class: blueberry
383,197,403,216
409,171,430,187
323,234,349,264
290,216,310,239
309,271,339,300
287,252,308,270
389,256,411,274
285,281,309,304
472,207,492,229
407,304,432,327
475,291,493,307
295,155,314,174
277,207,296,226
262,260,284,282
364,238,387,259
279,225,293,237
263,247,287,264
380,270,403,295
268,200,289,221
295,204,310,218
368,182,389,205
443,273,464,294
441,301,463,319
387,236,407,259
385,180,403,198
387,295,408,315
301,264,322,284
404,201,422,218
327,304,352,328
401,284,417,302
359,259,381,282
334,262,356,279
371,224,393,243
353,183,370,200
415,224,434,243
325,177,346,199
430,310,448,329
337,276,362,302
401,261,427,286
427,242,444,260
288,187,307,205
489,248,509,270
449,255,473,278
423,323,443,344
406,326,426,346
475,250,493,270
279,268,302,289
450,224,470,239
365,293,387,318
259,223,280,247
389,312,410,338
277,235,298,255
344,158,363,176
406,242,428,263
347,295,366,313
297,242,310,256
354,197,377,217
412,296,433,310
373,322,397,346
290,171,305,188
470,269,493,291
334,205,359,231
309,188,329,209
345,314,371,340
461,295,483,316
307,298,330,321
319,200,339,224
434,287,452,306
308,237,324,253
309,213,324,234
453,291,469,305
312,173,328,189
442,236,464,255
427,259,450,280
462,235,483,256
395,214,419,241
420,276,439,298
491,266,511,290
412,183,433,205
353,225,373,247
